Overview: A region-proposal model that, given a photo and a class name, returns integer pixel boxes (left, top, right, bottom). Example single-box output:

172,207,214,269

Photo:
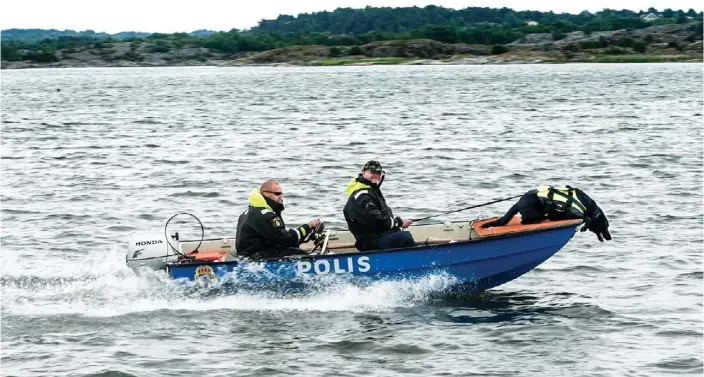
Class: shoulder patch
271,216,284,228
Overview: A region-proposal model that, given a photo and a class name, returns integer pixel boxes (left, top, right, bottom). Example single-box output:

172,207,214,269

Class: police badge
271,216,283,228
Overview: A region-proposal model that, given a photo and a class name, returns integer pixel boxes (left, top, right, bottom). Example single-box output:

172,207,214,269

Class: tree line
252,6,701,34
2,6,702,62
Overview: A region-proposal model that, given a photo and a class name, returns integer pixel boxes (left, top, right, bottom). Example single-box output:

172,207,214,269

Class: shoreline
2,54,702,70
3,22,702,70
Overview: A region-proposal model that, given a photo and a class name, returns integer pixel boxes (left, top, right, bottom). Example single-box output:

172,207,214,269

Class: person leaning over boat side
235,179,321,259
343,160,415,251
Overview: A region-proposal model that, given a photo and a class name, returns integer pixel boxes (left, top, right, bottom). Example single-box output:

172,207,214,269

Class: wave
1,247,459,318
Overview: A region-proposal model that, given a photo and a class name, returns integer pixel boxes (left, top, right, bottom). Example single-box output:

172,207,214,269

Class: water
1,64,702,376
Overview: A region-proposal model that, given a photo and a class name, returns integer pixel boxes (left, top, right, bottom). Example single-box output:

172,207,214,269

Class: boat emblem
194,265,216,280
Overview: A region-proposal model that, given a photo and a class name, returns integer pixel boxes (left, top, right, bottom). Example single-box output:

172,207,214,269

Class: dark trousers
377,230,416,250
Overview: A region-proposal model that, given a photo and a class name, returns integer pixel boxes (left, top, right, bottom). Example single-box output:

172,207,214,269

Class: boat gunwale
166,218,583,268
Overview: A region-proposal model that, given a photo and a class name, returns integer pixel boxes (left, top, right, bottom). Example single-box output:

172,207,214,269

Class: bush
328,46,342,57
579,39,607,49
1,44,21,61
598,36,609,48
121,52,144,61
614,37,634,47
149,45,171,53
552,31,566,41
22,51,59,63
348,46,364,55
605,46,627,55
632,41,646,53
490,44,508,54
633,41,646,54
644,34,654,44
667,41,682,50
676,14,689,24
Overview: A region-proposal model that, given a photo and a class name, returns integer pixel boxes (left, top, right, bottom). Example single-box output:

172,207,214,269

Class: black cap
363,160,383,173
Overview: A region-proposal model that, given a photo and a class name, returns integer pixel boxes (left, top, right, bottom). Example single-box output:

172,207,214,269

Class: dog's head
573,188,611,242
585,209,611,242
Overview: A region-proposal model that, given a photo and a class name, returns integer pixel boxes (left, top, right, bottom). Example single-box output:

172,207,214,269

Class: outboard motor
126,231,179,273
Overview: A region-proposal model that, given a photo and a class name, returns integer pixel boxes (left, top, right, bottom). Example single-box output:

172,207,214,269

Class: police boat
126,213,584,294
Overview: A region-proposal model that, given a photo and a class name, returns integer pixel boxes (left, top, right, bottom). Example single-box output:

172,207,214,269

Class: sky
1,0,702,34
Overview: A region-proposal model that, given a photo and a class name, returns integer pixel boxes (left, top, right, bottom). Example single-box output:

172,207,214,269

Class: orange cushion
189,250,229,262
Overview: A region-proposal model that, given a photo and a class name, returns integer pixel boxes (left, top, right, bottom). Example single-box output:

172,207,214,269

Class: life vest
536,185,586,215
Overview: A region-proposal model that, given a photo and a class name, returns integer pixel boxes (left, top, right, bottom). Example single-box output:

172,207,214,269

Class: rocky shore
2,23,701,69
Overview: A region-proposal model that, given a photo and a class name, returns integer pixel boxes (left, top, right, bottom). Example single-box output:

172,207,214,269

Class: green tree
632,41,646,53
328,46,342,56
1,43,21,60
552,30,566,40
348,45,364,55
615,37,634,47
490,44,508,54
667,41,682,50
23,51,59,62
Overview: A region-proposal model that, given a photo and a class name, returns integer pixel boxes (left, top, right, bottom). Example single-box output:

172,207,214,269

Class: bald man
235,180,321,259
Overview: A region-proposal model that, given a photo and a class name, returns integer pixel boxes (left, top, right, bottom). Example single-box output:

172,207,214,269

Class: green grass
591,55,702,63
310,57,417,66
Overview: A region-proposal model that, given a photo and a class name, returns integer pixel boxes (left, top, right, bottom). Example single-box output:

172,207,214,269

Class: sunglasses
263,190,283,196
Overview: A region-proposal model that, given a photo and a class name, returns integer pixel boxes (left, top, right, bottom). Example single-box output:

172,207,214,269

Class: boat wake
1,246,459,318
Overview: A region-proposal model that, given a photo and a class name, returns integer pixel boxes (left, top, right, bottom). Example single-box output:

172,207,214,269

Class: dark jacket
343,175,403,251
235,189,314,259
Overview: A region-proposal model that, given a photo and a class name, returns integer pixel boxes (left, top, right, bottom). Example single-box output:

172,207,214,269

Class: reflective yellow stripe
300,226,307,237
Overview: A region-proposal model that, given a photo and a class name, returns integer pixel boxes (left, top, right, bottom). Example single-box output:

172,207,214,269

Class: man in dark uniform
236,180,321,259
343,160,416,251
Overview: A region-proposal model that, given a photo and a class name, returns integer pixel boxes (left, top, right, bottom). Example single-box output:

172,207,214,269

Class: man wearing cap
236,179,322,259
343,160,416,251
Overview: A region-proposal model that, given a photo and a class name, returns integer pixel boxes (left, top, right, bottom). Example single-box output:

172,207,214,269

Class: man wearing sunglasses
236,179,321,259
343,160,415,251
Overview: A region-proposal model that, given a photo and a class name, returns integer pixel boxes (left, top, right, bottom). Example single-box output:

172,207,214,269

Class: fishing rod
411,194,522,222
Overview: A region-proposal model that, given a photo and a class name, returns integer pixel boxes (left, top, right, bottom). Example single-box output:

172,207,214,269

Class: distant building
640,13,661,21
525,20,539,26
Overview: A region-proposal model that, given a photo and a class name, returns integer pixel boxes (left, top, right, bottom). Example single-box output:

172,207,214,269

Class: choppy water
1,64,702,377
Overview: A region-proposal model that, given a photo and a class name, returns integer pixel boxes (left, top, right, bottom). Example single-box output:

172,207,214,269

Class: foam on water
1,246,458,317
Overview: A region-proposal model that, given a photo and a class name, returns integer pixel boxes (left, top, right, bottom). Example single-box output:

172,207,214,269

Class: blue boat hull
167,224,578,294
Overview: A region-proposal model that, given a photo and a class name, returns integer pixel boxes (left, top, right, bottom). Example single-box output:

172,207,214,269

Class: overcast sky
2,0,702,34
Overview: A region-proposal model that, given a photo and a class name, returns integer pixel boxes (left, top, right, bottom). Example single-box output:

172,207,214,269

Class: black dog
482,185,612,242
